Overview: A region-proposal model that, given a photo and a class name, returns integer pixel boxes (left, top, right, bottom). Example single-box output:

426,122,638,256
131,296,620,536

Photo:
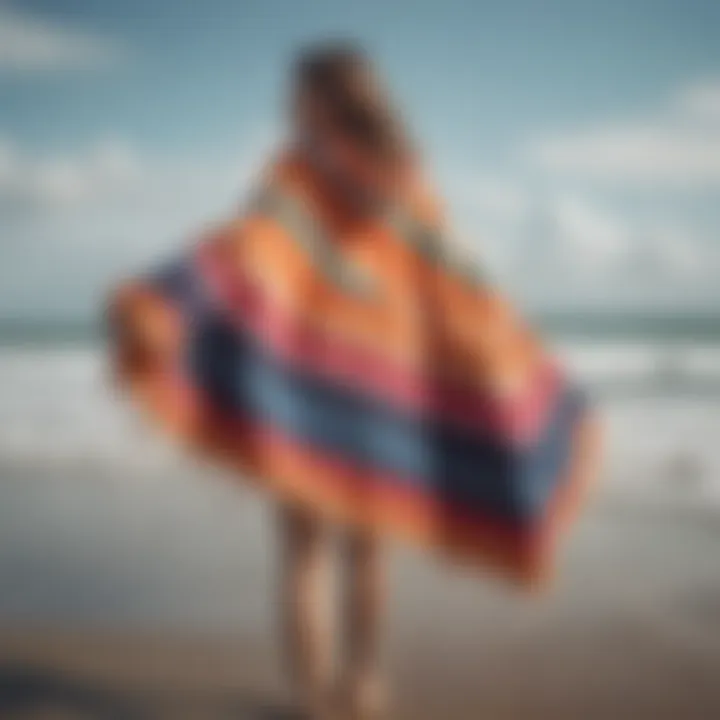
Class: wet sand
0,462,719,718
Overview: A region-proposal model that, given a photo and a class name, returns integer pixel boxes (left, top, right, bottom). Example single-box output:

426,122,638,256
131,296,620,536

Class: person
274,43,427,720
109,40,598,720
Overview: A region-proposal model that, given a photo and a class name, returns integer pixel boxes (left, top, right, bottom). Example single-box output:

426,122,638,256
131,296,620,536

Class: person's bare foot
335,672,387,720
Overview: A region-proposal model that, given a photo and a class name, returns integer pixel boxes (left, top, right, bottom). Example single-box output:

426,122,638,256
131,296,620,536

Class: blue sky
1,0,720,316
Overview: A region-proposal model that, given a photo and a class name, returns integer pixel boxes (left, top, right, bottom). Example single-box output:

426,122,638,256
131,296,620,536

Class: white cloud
0,5,125,72
451,167,713,290
529,79,720,187
550,195,630,265
624,226,714,280
0,137,141,208
0,130,277,315
0,126,278,216
464,176,528,220
454,176,719,307
0,139,14,181
533,127,720,186
0,123,717,315
678,81,720,122
445,176,530,277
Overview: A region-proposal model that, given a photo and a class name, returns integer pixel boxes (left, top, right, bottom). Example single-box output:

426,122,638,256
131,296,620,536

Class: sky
1,0,720,317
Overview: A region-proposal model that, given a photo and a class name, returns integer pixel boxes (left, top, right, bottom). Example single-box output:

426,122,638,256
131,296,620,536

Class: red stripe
195,244,562,444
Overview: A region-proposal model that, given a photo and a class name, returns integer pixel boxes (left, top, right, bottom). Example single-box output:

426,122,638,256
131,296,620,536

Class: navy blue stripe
192,317,584,524
148,255,208,320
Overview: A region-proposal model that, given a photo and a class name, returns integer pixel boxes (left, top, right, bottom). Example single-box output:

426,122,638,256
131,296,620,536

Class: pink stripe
195,244,562,444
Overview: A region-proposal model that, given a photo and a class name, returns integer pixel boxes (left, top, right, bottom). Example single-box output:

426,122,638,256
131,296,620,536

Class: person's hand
107,282,200,439
108,282,183,385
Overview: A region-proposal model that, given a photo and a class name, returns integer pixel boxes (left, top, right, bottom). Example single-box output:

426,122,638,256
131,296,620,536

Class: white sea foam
555,341,720,389
0,347,183,471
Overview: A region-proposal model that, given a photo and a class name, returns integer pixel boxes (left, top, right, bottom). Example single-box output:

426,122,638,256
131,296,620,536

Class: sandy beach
1,457,719,719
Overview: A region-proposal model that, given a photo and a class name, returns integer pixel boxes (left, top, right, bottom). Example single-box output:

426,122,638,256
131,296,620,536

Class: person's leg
278,503,334,718
340,529,387,719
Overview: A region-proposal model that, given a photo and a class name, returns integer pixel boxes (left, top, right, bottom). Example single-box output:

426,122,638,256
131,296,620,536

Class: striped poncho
110,152,600,587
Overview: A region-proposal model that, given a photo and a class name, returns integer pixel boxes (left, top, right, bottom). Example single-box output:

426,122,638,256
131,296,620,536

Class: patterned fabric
112,153,599,587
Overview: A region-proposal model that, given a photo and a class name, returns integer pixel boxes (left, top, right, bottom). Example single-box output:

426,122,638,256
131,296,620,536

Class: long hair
293,42,415,170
